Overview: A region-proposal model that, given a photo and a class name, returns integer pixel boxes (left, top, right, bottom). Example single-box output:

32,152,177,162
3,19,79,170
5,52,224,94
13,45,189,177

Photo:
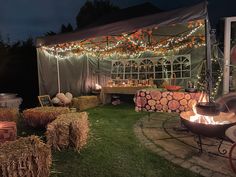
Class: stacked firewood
0,136,51,177
46,112,89,151
135,90,201,113
0,108,19,122
23,106,70,128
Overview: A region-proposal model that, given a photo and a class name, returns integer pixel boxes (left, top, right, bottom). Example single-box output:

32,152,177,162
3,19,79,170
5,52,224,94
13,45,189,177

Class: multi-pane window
111,55,191,80
139,59,154,80
124,60,138,79
111,61,124,79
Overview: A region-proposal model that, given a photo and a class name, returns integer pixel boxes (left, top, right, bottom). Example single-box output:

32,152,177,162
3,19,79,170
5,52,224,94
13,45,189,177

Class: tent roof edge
36,1,207,47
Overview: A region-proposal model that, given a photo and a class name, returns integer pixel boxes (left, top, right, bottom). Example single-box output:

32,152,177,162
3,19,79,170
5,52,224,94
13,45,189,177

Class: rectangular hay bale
46,112,89,151
0,135,52,177
72,96,100,111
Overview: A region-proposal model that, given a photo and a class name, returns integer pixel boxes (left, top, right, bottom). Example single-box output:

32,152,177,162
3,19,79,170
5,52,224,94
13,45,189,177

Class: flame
95,84,101,90
189,92,223,125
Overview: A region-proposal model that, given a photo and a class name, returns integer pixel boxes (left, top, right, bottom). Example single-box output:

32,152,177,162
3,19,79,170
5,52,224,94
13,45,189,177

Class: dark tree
76,0,119,28
60,23,74,33
66,23,73,32
44,31,57,36
61,24,67,33
0,38,38,108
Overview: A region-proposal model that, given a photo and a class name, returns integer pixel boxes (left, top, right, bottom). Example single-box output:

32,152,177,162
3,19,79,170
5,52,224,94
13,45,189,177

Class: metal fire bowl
180,111,236,138
196,102,221,116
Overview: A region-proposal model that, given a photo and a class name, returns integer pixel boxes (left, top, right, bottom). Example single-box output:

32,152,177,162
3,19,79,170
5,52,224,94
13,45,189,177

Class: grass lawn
18,103,201,177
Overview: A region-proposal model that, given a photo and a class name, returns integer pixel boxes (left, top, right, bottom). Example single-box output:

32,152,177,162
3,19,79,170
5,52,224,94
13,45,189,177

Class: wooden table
100,86,153,104
134,89,201,113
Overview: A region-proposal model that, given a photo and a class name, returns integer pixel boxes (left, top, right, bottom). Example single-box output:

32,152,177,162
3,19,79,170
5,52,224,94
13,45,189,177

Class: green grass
18,104,201,177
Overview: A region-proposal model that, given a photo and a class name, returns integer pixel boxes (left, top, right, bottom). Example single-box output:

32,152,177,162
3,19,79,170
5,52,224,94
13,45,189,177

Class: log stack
135,90,201,113
46,112,89,151
23,106,70,128
0,136,51,177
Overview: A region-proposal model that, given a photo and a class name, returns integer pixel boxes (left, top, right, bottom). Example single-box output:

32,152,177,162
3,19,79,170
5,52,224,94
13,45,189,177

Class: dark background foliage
0,0,119,108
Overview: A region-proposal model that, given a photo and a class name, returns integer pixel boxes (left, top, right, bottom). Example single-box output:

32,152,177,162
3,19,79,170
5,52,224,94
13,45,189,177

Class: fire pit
180,111,236,138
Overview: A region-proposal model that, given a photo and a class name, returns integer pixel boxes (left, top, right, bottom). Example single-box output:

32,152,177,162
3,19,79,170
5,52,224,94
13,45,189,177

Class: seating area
0,106,90,177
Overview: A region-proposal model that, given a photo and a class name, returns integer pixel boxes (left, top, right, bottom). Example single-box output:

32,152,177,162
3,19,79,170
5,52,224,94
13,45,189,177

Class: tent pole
205,17,212,100
56,56,61,93
36,49,42,95
98,58,100,84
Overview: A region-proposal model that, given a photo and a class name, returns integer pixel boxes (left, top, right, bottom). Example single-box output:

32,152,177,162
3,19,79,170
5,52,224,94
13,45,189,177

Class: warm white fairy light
196,58,223,99
41,22,205,60
211,60,224,98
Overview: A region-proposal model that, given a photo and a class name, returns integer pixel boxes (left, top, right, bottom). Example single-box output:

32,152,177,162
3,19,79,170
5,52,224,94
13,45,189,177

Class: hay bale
0,135,52,177
46,112,89,151
0,108,19,122
72,96,100,111
23,106,70,128
0,121,17,143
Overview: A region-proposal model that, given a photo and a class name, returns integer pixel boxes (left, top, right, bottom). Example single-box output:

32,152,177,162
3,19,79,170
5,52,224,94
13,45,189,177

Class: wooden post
205,18,212,99
224,18,232,94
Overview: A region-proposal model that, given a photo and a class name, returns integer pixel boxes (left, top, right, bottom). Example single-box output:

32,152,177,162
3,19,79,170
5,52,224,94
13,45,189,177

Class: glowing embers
182,111,236,125
180,111,236,137
180,92,236,137
189,92,222,124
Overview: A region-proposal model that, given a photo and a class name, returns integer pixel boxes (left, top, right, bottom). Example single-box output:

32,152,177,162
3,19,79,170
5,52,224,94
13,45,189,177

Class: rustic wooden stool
0,121,17,143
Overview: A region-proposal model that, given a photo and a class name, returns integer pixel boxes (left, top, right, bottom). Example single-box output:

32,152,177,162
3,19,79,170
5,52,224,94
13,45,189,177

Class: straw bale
0,135,52,177
23,106,70,128
72,96,100,111
46,112,89,151
0,108,19,122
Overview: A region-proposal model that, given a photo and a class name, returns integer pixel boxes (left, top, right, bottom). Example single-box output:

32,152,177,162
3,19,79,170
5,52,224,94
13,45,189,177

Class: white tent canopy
36,2,211,97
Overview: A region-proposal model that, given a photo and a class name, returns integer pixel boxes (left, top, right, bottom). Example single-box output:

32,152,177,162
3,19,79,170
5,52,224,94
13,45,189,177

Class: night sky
1,0,236,43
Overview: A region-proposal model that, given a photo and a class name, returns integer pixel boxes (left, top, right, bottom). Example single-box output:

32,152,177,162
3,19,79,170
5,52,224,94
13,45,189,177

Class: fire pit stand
162,117,232,158
192,135,228,155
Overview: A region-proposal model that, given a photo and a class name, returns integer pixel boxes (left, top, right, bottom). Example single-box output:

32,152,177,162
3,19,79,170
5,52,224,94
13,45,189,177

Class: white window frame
111,55,191,81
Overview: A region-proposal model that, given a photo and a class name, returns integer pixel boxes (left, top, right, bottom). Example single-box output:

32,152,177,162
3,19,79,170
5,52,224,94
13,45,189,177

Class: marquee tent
36,2,211,97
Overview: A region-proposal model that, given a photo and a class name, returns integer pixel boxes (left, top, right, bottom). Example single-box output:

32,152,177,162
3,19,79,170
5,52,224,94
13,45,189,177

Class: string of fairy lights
196,57,223,99
42,21,205,60
40,20,225,96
